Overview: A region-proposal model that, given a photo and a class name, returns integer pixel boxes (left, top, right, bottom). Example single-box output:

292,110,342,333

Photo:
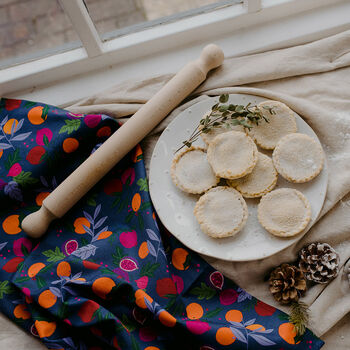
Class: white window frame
1,0,350,106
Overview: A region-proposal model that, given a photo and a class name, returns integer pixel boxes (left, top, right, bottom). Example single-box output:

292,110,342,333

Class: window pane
0,0,81,69
85,0,239,40
141,0,231,20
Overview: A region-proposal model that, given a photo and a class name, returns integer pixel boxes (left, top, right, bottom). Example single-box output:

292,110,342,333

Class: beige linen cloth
66,31,350,347
2,30,349,349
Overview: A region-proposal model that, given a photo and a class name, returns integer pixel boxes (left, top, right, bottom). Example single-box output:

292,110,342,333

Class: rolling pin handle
196,44,225,74
21,205,57,239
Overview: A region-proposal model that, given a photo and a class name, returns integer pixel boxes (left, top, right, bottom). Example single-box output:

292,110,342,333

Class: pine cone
298,242,339,284
269,264,306,304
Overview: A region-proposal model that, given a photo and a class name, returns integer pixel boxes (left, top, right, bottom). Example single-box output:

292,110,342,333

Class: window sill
2,0,350,106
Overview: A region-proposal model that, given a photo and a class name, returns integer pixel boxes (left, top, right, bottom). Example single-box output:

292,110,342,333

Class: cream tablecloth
1,30,349,349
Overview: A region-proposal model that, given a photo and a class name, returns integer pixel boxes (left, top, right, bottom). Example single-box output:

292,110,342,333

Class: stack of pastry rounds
170,99,324,241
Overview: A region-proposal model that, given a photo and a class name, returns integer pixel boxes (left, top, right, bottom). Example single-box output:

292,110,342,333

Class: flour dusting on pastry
272,133,324,183
194,186,248,238
207,131,258,179
171,146,219,194
248,100,297,150
258,188,311,237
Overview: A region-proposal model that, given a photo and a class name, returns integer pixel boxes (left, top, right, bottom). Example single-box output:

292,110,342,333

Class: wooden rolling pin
22,44,224,238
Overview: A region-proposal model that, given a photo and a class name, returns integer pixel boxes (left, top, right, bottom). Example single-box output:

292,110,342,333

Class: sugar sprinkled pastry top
227,152,278,198
248,100,297,150
194,186,248,238
272,133,324,183
258,188,311,237
171,146,219,194
207,131,258,179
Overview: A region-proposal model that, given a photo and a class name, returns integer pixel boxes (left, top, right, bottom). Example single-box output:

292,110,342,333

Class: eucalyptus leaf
219,94,229,103
219,105,229,112
176,98,274,153
211,103,219,110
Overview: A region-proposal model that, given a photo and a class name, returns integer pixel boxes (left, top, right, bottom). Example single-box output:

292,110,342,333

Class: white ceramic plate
149,94,328,261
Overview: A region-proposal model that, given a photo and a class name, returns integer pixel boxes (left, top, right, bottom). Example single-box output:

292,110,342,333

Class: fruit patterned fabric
0,98,324,350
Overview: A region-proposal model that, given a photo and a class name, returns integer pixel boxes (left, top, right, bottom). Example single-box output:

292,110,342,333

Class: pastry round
171,147,219,194
248,100,297,150
207,131,258,179
272,133,324,183
258,188,311,237
227,153,278,198
194,186,248,238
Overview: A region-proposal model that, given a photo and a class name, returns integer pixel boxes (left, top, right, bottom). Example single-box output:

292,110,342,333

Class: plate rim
149,94,328,262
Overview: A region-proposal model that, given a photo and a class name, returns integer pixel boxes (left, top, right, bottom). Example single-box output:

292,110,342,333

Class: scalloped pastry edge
257,188,311,237
194,186,248,238
171,146,219,194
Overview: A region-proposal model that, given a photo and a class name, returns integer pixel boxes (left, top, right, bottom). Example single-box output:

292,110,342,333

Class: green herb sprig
176,94,274,153
289,301,310,339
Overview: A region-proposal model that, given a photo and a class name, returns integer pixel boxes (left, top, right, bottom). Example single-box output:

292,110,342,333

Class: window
1,0,241,67
0,0,81,68
1,0,349,105
85,0,238,40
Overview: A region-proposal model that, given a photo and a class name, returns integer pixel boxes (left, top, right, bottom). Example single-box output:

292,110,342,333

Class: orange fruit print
135,289,153,309
63,138,79,153
138,241,149,259
34,320,56,338
279,322,301,344
3,119,18,134
92,277,116,299
2,215,21,234
186,303,204,320
131,193,141,212
35,192,50,206
158,310,176,327
74,217,90,234
38,290,57,309
216,327,236,345
28,106,46,125
56,261,71,277
171,248,190,270
246,324,266,331
132,144,143,162
13,304,30,319
225,309,243,323
28,262,46,278
96,231,113,240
